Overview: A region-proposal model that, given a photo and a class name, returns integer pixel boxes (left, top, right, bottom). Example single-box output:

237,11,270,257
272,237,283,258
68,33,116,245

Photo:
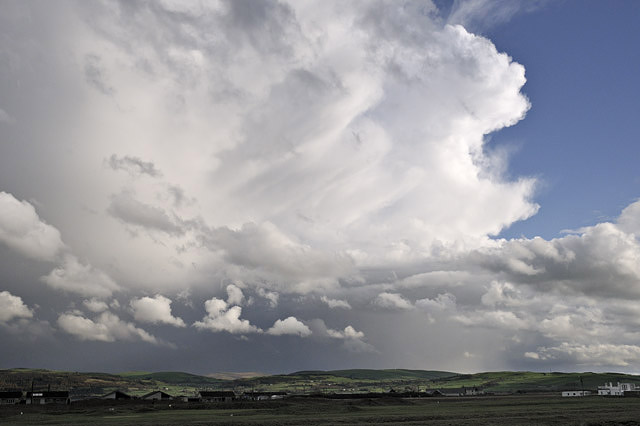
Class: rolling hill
2,368,640,396
291,369,457,381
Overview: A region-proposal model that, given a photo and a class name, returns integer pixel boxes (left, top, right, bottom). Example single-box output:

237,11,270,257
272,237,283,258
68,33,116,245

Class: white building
562,391,591,397
597,382,637,396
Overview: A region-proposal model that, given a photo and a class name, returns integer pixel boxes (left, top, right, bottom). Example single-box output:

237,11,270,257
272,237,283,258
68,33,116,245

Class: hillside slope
2,368,640,396
292,369,456,380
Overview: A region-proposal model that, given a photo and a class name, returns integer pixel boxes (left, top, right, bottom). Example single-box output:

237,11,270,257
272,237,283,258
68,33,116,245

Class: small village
0,389,285,405
1,381,639,406
561,382,640,397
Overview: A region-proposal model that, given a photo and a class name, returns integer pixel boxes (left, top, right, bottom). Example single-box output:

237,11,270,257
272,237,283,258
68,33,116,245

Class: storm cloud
0,0,637,374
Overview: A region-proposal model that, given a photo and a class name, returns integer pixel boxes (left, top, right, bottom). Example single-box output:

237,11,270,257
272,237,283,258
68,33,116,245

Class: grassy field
2,395,640,425
3,368,640,397
233,370,640,395
119,371,223,386
0,369,224,398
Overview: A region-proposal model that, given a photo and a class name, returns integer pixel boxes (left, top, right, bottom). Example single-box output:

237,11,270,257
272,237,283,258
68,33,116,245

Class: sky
0,0,639,375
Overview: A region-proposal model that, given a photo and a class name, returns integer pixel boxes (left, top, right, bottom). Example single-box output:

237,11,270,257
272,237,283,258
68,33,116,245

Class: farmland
2,394,640,425
3,368,640,425
3,368,640,397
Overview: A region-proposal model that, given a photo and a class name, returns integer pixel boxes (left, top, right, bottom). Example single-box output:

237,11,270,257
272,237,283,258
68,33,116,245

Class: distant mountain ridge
206,372,267,380
290,369,457,380
119,371,223,385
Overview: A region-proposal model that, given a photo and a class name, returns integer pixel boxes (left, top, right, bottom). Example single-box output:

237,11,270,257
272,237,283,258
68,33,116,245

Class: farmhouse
142,391,173,400
176,395,201,402
199,390,235,402
440,386,483,397
0,391,22,404
598,382,637,396
26,391,69,404
242,391,287,400
463,386,483,396
101,390,132,400
561,391,591,397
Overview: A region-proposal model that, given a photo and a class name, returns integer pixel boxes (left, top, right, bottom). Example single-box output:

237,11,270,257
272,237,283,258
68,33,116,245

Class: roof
199,391,235,397
26,391,69,397
0,391,22,398
243,391,287,396
102,390,132,399
438,387,481,394
141,391,173,399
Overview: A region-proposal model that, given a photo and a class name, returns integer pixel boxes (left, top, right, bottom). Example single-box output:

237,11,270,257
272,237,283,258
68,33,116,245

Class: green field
3,368,640,397
232,370,640,395
2,395,640,425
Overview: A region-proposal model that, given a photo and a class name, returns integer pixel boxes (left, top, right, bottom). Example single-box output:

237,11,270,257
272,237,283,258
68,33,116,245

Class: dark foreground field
1,395,640,426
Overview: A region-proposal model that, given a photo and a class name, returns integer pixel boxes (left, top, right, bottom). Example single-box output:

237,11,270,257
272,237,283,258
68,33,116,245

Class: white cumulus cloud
41,254,120,298
257,288,279,308
326,325,365,340
321,296,351,309
130,295,185,327
57,311,159,345
0,291,33,323
225,284,245,306
193,297,260,334
373,292,413,311
267,316,312,337
83,298,109,313
0,192,64,261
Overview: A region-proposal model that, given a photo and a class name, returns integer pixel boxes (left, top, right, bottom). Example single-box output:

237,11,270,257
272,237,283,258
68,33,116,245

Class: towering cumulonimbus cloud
1,0,638,372
0,0,536,295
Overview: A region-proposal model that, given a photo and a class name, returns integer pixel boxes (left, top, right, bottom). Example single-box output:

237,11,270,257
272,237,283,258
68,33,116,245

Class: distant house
0,391,22,405
598,382,637,396
175,395,201,402
242,391,287,401
26,391,69,404
440,387,483,397
142,391,173,400
463,386,483,396
440,389,463,397
562,391,591,397
199,391,235,403
101,390,132,400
